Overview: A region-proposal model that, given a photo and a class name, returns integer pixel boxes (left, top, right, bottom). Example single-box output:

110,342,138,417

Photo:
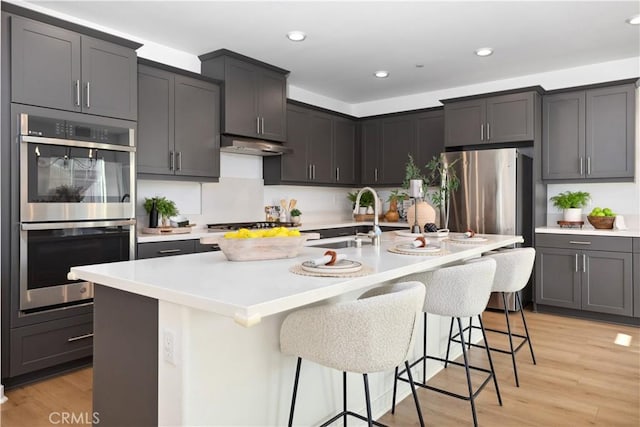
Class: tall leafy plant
424,154,460,229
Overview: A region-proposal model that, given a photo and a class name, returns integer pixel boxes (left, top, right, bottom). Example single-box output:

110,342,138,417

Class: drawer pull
158,249,182,254
68,333,94,343
575,254,578,272
568,241,591,245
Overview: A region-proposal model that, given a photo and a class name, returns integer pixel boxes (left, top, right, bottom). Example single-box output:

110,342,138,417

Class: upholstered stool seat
393,258,501,427
281,281,426,427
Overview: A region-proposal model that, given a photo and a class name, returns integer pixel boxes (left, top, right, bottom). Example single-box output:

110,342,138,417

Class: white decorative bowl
218,235,308,261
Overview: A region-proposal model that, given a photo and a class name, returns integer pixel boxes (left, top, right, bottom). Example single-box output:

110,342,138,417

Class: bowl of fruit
587,207,616,229
218,227,307,261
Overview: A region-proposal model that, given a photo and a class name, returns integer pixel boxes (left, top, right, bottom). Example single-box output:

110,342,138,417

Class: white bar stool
393,258,501,427
280,281,426,427
451,247,537,387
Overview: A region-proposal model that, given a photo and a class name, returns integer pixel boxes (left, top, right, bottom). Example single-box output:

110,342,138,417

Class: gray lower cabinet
10,313,93,377
137,240,196,259
11,15,137,120
634,238,639,318
444,92,537,147
536,234,634,317
137,61,220,181
542,83,635,180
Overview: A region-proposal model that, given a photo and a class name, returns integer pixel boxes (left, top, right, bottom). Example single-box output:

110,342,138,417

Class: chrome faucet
353,187,382,246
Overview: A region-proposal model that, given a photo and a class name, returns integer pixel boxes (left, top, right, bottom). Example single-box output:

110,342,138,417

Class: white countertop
535,226,640,238
137,221,410,243
71,232,522,327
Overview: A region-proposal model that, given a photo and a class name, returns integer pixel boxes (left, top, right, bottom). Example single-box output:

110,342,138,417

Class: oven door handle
20,135,135,152
21,219,136,230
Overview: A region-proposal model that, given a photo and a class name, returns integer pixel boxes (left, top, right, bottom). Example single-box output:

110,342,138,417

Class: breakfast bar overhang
69,233,523,427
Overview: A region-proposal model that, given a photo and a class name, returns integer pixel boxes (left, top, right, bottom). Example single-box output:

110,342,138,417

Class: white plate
395,244,441,253
394,230,422,238
424,230,449,238
301,259,363,274
450,236,488,242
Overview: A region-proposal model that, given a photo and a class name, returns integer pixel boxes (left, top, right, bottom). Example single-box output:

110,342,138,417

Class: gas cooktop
207,222,298,231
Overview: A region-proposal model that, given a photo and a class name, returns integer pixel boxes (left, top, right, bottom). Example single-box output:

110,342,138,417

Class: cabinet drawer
10,314,93,377
137,240,195,259
536,233,632,252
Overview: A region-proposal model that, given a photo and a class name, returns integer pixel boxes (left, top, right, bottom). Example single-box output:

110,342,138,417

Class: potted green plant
425,154,460,229
385,190,408,222
347,191,374,214
549,191,591,222
289,208,302,224
144,197,178,227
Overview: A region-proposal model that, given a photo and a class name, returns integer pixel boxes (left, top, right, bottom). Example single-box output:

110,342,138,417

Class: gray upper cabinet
360,119,382,185
278,104,309,182
414,110,445,171
444,92,537,147
307,111,334,184
381,116,416,185
137,62,220,181
11,15,137,120
333,117,357,185
200,50,288,142
543,83,635,181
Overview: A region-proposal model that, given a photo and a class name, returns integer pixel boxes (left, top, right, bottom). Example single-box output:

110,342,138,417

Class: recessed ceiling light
286,31,306,42
374,70,389,78
415,64,424,68
626,15,640,25
475,48,494,57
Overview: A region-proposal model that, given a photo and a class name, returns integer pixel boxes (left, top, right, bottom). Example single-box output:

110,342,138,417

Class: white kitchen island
70,232,523,427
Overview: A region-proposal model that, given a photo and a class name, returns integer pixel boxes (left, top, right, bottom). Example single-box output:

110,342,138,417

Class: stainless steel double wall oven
14,104,136,312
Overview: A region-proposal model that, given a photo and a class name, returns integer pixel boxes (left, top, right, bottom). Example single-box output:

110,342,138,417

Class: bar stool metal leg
343,371,347,427
468,316,473,350
444,317,454,368
477,315,502,406
516,292,537,364
502,292,520,387
288,357,302,427
391,366,399,414
457,317,479,427
404,360,425,427
422,312,427,383
363,374,373,427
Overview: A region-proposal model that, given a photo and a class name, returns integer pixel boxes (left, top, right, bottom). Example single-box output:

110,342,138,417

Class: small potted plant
549,191,591,222
144,197,178,227
289,208,302,225
347,191,374,214
385,190,407,222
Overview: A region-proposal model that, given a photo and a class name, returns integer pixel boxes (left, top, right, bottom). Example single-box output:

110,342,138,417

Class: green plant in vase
289,208,302,225
425,154,460,229
144,197,178,227
347,191,374,213
549,191,590,222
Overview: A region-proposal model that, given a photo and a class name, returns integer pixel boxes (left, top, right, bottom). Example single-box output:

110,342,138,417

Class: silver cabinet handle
177,152,182,171
582,254,586,272
569,241,591,245
312,164,316,179
68,333,93,343
86,81,90,108
308,164,312,179
480,123,484,141
587,157,591,175
575,254,578,272
158,249,182,254
261,117,265,135
75,80,81,106
579,157,584,175
336,167,340,181
486,122,490,140
256,117,260,134
170,151,175,170
374,168,378,182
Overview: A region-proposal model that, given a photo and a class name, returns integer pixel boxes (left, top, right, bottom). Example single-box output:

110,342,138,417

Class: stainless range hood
220,135,292,156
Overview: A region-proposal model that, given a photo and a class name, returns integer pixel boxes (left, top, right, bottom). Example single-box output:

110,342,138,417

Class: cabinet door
360,120,382,185
224,58,259,138
174,75,220,178
137,65,174,175
81,36,137,120
258,70,287,142
585,85,635,179
535,247,581,309
281,105,310,182
486,93,535,143
444,99,485,147
333,118,357,184
11,16,81,112
634,252,640,318
582,250,633,316
415,111,444,170
542,92,585,180
307,112,334,183
381,116,416,185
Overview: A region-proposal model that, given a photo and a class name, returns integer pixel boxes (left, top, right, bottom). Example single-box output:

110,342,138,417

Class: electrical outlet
163,329,176,365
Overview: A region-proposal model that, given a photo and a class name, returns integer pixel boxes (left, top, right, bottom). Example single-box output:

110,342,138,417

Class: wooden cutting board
140,226,192,235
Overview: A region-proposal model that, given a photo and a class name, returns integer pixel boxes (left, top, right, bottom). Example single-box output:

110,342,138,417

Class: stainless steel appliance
13,104,137,312
17,106,135,222
443,148,533,310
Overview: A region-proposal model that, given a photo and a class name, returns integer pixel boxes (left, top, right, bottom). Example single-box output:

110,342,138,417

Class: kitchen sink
312,238,370,249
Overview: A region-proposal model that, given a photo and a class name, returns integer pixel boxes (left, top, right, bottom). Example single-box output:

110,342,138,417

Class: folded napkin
309,253,348,266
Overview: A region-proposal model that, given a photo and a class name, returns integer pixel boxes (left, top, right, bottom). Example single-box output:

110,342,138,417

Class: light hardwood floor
0,310,638,426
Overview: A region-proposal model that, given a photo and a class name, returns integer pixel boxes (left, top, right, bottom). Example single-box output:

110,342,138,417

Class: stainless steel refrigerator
443,148,533,310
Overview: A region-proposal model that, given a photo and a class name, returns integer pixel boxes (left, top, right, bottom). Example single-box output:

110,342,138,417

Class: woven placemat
289,264,374,278
444,237,489,245
387,247,449,256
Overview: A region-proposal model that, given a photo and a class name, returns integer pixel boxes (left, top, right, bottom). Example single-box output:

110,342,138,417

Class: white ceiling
23,1,640,104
